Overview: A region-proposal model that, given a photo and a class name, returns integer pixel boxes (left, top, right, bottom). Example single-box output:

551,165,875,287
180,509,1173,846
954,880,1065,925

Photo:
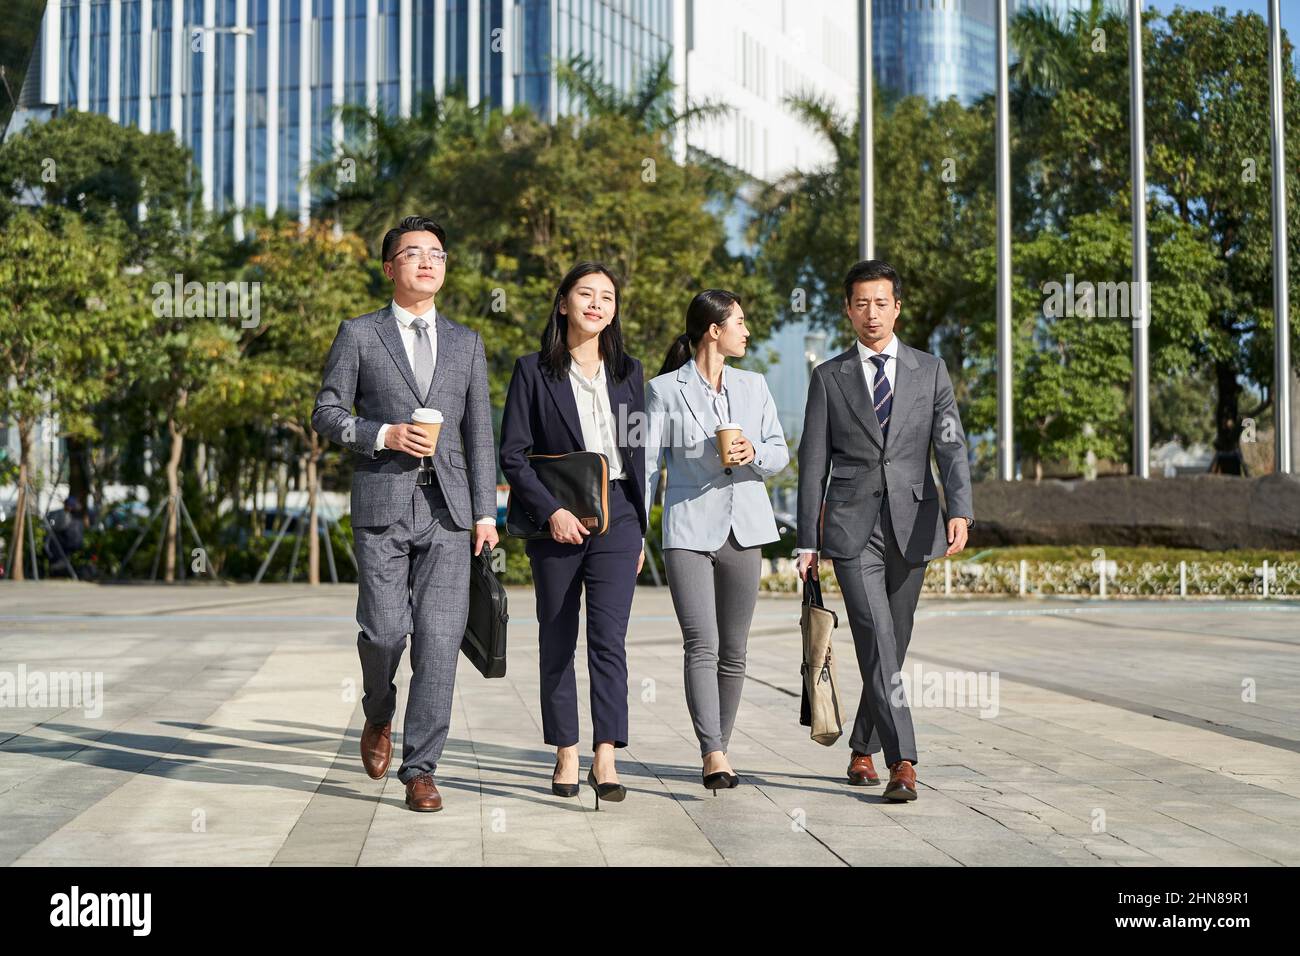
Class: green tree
0,210,140,579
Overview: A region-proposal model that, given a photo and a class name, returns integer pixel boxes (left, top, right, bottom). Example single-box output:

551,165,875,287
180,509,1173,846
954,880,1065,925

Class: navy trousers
527,478,641,749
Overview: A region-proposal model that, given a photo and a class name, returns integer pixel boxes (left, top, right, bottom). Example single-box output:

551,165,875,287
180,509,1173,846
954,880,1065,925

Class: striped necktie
869,354,892,441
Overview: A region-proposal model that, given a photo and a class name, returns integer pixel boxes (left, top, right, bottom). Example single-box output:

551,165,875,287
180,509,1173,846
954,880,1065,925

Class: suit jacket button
873,490,882,497
884,458,891,465
724,467,733,475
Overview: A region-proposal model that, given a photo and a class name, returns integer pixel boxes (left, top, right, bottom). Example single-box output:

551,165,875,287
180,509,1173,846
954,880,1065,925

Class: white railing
759,559,1300,598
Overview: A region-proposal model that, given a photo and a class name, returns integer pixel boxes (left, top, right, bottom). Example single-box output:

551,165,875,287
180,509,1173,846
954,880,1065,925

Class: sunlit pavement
2,582,1298,866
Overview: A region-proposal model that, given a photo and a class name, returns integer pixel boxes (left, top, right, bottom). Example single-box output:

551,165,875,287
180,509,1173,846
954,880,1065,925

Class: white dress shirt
568,359,627,480
376,300,492,528
688,358,732,427
857,334,899,399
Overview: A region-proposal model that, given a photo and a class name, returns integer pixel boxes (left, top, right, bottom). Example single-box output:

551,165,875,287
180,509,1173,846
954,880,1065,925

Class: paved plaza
1,582,1298,866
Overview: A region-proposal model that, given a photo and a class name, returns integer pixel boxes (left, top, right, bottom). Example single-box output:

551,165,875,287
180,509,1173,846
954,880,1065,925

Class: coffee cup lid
715,423,740,432
412,408,443,423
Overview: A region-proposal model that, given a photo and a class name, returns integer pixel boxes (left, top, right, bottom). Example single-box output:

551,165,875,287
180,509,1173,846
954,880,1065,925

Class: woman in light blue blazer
644,290,789,792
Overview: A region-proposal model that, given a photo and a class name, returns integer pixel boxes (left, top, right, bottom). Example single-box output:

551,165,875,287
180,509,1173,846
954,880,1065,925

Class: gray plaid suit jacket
312,304,497,529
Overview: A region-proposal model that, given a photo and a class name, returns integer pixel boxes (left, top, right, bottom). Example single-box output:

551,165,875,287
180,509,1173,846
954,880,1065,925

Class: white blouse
568,360,627,481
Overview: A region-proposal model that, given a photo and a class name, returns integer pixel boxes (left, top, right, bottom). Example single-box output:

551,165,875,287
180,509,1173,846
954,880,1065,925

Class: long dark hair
539,261,632,383
658,289,742,377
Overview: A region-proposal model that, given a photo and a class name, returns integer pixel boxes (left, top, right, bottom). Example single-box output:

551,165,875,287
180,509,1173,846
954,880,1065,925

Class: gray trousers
663,531,761,756
353,481,470,783
834,503,925,767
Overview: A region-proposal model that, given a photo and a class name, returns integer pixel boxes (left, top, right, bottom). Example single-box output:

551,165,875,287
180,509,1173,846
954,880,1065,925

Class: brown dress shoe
405,772,443,812
847,751,881,786
360,720,392,779
883,760,918,802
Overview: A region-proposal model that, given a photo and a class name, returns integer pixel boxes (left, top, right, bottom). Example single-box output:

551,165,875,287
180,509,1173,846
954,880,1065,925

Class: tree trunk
252,457,264,539
1210,360,1246,475
307,434,321,586
66,436,91,525
6,419,33,581
164,415,185,583
275,461,287,516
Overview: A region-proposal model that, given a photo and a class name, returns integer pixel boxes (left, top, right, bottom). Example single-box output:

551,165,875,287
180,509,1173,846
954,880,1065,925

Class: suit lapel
883,343,921,453
542,363,585,447
606,366,632,468
677,364,714,439
375,305,425,405
424,310,457,406
833,348,885,450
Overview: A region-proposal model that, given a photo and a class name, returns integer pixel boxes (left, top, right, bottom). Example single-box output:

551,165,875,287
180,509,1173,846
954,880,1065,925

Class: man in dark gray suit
796,260,973,802
312,216,498,812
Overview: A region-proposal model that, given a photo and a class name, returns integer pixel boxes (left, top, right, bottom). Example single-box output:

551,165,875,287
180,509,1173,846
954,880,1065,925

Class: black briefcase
505,451,610,539
462,550,508,678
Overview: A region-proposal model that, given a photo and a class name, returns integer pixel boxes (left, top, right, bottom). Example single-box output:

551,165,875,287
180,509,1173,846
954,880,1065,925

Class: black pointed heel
587,768,627,810
551,759,579,797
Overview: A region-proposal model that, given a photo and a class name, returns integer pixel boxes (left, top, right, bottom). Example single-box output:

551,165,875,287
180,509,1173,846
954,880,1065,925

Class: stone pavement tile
1078,840,1161,862
601,843,727,866
13,828,289,866
1153,846,1281,866
1220,794,1300,825
920,835,1068,866
6,589,1300,866
742,778,905,827
806,823,959,867
10,642,356,865
652,776,844,866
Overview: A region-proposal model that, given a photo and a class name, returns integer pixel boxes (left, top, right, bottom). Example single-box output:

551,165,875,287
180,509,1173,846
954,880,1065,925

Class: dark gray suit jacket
311,305,496,530
796,340,973,562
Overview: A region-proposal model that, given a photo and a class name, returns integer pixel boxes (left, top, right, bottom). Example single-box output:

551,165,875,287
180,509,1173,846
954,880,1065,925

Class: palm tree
308,90,500,248
554,54,730,136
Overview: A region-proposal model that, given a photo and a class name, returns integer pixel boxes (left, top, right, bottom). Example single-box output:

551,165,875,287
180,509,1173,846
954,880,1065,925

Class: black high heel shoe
586,768,627,810
551,759,579,798
702,770,741,795
703,771,730,795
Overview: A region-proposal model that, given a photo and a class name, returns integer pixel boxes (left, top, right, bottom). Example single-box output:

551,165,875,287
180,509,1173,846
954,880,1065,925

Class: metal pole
1130,0,1150,478
1269,0,1293,474
858,0,873,260
996,0,1013,480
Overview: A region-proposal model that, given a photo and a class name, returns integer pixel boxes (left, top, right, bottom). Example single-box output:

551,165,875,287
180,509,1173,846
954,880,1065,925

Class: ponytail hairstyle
539,261,631,383
658,289,742,377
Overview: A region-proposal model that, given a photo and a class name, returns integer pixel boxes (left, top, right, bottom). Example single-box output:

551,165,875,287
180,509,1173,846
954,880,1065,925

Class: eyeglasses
389,247,449,265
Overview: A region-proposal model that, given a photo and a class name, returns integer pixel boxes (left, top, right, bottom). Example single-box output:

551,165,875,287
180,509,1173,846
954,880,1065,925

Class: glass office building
871,0,997,106
870,0,1108,106
23,0,674,223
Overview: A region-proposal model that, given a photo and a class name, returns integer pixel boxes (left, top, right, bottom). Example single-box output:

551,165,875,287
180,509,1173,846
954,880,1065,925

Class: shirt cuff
795,548,818,555
475,517,496,526
374,423,390,452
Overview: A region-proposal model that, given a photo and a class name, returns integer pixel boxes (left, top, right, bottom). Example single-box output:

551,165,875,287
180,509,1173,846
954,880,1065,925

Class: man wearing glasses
312,215,498,812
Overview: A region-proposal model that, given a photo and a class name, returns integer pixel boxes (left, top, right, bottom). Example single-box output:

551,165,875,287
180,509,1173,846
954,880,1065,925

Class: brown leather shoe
883,760,918,802
847,751,881,786
360,720,392,779
404,772,443,812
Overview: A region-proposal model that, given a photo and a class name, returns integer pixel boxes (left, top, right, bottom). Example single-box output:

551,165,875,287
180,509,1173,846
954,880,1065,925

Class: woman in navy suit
499,262,647,806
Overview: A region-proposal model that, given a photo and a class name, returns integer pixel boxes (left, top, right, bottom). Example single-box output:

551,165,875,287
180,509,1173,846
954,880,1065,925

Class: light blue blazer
644,362,790,551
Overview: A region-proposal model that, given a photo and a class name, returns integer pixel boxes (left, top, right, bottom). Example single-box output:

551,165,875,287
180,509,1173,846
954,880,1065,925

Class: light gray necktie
410,316,434,399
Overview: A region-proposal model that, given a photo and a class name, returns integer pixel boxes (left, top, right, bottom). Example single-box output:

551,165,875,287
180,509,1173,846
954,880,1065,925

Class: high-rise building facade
17,0,676,224
871,0,996,106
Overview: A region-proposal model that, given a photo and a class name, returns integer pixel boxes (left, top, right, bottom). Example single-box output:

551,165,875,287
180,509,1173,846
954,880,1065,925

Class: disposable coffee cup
412,408,443,458
715,423,743,466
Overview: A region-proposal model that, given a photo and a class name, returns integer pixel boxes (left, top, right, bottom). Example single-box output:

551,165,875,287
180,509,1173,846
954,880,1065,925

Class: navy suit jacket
499,351,649,538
